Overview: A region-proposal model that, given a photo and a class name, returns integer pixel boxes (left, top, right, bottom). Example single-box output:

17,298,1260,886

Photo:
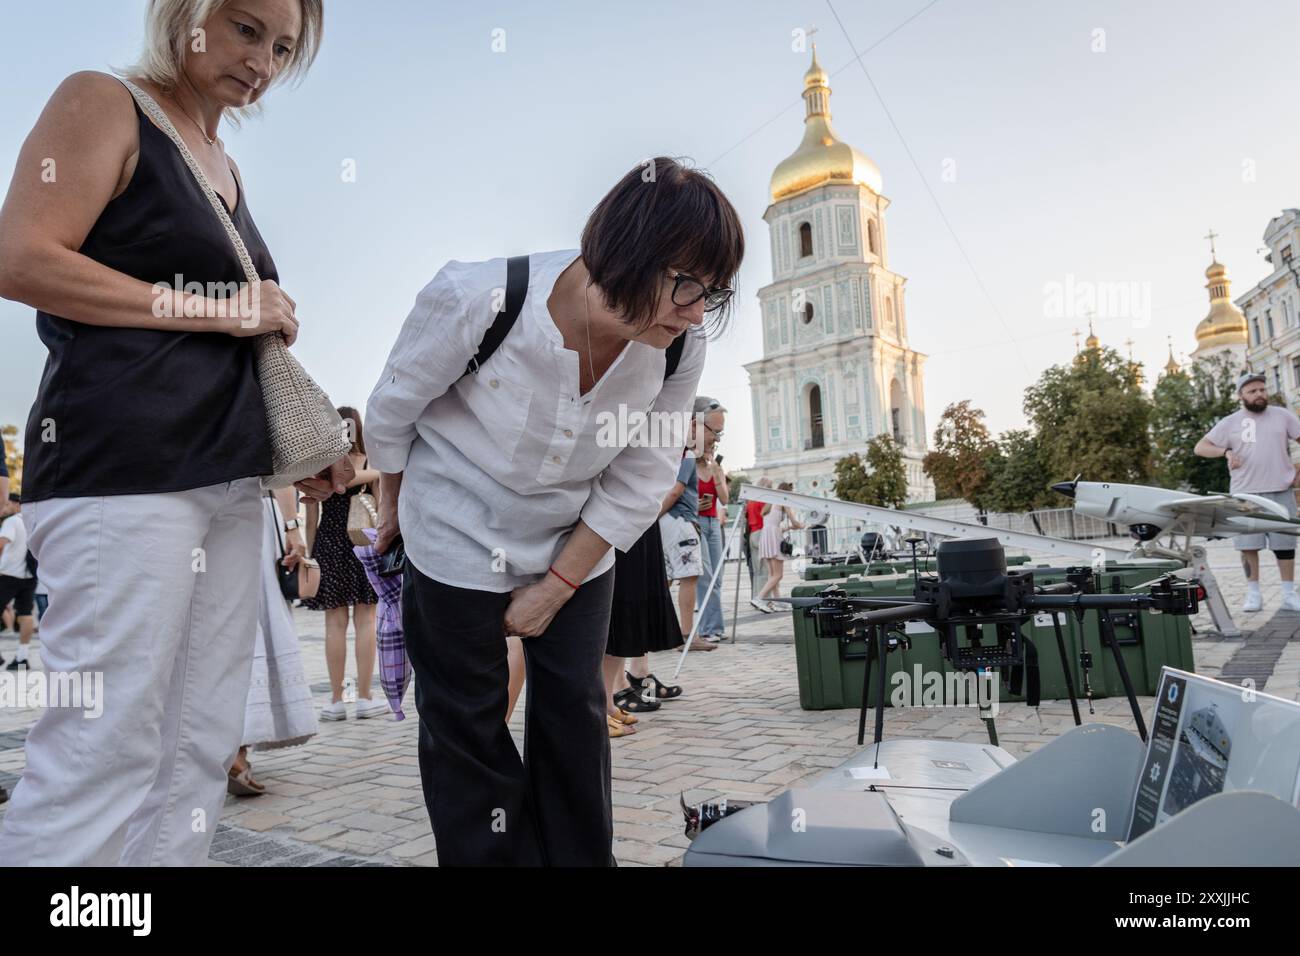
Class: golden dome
770,46,882,202
1195,258,1247,349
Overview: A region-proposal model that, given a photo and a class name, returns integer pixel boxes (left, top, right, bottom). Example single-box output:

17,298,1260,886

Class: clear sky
2,0,1298,473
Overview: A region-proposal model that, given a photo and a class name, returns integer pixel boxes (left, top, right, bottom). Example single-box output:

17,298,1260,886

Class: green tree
922,400,996,508
1023,346,1152,486
982,429,1056,512
727,469,748,503
1149,354,1237,492
832,453,870,503
833,435,908,508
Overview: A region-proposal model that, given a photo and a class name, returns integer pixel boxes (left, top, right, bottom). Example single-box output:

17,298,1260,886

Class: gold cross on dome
1205,228,1220,260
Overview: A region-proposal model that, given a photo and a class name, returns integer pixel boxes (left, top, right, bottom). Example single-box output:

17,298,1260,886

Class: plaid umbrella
353,528,411,720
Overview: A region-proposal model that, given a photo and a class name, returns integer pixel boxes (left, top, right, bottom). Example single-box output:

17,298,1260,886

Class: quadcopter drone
772,537,1202,757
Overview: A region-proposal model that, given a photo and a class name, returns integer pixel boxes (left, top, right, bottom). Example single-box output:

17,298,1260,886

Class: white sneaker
354,697,389,719
1241,591,1263,613
320,700,347,721
750,598,771,613
1281,592,1300,613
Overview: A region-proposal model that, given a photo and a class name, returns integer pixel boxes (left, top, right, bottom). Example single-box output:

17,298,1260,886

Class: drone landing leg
1098,609,1148,743
979,697,998,747
1050,612,1082,726
873,627,888,754
857,626,874,748
1196,562,1241,639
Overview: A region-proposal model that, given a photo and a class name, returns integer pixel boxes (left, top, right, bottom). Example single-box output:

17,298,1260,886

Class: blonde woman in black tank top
0,0,346,867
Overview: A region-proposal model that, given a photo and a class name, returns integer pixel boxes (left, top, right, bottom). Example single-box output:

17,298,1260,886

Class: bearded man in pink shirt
1195,371,1300,612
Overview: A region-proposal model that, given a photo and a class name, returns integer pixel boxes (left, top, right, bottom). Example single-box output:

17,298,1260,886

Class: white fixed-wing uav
737,480,1293,638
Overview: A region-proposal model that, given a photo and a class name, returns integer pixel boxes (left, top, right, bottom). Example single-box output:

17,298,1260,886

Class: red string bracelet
549,566,579,590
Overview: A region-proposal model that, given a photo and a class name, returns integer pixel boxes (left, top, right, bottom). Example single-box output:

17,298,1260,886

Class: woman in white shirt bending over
365,157,744,866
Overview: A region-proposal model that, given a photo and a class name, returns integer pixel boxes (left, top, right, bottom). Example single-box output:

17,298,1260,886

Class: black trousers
402,562,616,866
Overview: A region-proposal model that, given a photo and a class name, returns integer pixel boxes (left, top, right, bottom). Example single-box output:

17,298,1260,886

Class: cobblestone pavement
1,539,1297,866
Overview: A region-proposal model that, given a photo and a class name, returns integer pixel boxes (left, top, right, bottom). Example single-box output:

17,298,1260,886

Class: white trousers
0,478,262,866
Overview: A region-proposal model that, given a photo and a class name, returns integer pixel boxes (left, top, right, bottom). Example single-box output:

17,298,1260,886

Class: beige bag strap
119,79,261,289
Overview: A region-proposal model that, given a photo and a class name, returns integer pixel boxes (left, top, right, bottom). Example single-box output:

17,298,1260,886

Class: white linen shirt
364,250,707,592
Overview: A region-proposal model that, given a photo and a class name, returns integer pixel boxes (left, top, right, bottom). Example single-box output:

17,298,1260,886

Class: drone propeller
1051,474,1082,499
766,595,934,609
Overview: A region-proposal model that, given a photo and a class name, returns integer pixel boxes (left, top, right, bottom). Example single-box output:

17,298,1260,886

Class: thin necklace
581,281,598,392
174,93,216,146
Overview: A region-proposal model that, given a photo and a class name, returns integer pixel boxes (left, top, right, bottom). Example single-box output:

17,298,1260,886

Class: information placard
1128,667,1300,841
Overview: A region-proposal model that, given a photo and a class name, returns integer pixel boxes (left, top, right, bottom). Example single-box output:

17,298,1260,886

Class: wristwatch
283,519,300,532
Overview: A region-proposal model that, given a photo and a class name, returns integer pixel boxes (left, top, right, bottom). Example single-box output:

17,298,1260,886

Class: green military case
791,560,1194,710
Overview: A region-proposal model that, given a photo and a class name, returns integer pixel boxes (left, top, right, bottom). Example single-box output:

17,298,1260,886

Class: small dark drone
772,538,1202,762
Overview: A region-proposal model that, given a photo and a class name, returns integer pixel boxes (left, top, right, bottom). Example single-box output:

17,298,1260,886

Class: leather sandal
227,765,266,797
627,672,682,700
607,714,637,738
614,687,661,713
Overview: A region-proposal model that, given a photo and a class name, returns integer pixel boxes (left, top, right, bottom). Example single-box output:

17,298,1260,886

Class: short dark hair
581,157,744,336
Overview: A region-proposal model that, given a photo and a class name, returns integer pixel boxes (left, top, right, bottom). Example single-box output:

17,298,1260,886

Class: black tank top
21,89,275,502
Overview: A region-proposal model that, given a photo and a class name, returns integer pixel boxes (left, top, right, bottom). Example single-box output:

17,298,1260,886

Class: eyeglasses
703,421,724,439
669,273,734,312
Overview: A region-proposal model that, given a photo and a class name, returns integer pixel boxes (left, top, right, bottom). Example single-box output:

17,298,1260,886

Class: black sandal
627,672,682,700
614,687,661,713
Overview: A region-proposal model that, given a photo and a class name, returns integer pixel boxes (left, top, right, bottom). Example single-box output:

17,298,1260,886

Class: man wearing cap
1195,371,1300,612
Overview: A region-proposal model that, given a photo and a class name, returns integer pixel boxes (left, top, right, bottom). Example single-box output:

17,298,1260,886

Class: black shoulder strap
664,331,687,382
463,255,530,378
464,255,687,384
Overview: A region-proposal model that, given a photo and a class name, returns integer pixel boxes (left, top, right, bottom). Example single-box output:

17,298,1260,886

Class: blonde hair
121,0,323,119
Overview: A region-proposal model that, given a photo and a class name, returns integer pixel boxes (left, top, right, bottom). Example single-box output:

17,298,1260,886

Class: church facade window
867,219,878,256
889,378,906,443
799,221,813,258
804,383,825,450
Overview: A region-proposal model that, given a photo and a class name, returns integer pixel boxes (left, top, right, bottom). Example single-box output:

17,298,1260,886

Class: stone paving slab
1,538,1297,865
